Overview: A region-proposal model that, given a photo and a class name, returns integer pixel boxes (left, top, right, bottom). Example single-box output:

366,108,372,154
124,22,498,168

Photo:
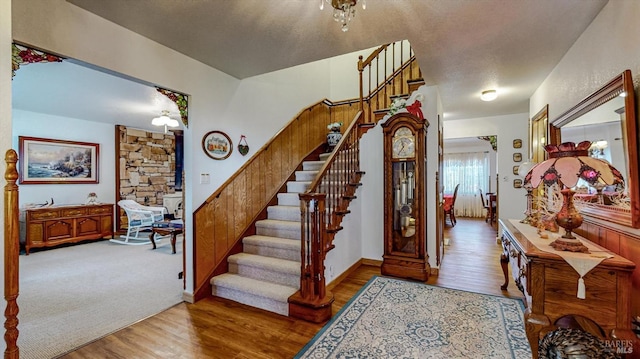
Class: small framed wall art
202,130,232,160
513,139,523,149
513,152,522,162
513,179,523,188
512,165,520,175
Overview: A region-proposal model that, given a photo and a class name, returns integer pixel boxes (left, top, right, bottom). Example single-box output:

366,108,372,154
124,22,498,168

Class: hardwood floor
61,217,523,359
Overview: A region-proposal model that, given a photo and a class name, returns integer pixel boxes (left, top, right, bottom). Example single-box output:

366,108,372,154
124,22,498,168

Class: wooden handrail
192,99,359,300
194,40,423,319
289,41,422,320
358,41,421,122
4,149,20,359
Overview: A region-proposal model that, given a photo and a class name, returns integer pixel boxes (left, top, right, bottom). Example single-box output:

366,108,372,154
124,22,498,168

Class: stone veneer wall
117,125,176,228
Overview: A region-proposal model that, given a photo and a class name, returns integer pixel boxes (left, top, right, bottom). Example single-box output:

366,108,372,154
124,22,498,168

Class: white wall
530,0,640,122
528,0,640,236
12,110,117,206
10,0,390,296
12,0,244,295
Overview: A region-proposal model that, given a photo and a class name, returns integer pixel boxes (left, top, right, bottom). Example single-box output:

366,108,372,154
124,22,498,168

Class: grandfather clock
381,113,430,281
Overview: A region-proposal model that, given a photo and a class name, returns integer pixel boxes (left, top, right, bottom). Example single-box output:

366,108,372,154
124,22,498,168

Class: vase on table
326,127,342,152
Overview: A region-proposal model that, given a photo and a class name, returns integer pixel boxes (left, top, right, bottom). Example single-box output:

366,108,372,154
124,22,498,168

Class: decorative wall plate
202,131,232,160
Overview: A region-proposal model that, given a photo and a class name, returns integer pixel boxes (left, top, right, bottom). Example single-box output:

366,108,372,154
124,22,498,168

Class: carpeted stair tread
267,205,300,221
256,219,299,230
211,273,297,302
277,193,300,206
303,161,325,171
256,219,300,240
228,252,299,274
295,170,319,181
243,235,300,261
243,235,300,251
286,180,312,193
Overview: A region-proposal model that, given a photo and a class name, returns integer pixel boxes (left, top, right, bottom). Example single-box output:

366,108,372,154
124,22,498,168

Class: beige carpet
17,236,184,359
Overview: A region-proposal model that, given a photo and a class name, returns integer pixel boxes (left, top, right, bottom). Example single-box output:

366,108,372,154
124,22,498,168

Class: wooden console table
22,203,114,254
499,219,635,357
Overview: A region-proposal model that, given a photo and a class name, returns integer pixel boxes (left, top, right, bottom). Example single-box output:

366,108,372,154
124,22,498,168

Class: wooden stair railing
288,41,424,322
194,40,424,311
359,41,423,123
289,111,364,322
192,99,359,301
4,149,20,359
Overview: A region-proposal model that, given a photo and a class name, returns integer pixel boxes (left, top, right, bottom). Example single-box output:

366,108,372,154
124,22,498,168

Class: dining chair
479,189,497,224
444,184,459,226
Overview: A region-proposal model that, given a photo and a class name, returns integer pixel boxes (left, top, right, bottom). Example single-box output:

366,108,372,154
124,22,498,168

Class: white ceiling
12,0,608,132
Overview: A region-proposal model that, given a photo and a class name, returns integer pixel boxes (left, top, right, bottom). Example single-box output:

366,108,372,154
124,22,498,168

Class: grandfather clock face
392,127,416,159
382,116,429,281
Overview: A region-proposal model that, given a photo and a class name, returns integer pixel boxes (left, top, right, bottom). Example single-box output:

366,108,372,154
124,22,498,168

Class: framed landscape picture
18,136,99,184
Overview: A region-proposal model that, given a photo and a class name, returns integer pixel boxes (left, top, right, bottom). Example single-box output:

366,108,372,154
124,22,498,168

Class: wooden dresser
21,204,114,254
499,219,636,356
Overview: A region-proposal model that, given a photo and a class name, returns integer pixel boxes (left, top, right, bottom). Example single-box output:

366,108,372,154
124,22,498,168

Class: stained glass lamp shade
523,141,624,252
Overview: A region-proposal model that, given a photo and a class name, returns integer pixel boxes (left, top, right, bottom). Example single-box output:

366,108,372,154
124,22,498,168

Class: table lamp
523,141,624,252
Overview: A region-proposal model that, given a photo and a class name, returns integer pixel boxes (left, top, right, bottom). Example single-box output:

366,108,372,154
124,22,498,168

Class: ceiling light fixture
480,90,498,102
320,0,365,32
152,110,179,133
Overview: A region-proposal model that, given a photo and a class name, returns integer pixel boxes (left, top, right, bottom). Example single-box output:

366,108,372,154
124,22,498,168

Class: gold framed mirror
549,70,638,228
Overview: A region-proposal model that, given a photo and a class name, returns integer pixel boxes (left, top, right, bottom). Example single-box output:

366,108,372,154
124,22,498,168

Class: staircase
210,154,330,315
194,40,422,320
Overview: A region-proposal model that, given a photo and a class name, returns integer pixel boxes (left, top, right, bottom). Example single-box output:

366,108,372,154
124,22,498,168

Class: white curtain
443,152,489,218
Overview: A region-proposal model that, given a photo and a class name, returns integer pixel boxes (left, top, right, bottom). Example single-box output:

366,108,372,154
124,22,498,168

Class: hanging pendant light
152,110,180,133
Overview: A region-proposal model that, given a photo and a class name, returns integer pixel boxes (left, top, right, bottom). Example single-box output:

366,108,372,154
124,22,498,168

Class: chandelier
320,0,366,32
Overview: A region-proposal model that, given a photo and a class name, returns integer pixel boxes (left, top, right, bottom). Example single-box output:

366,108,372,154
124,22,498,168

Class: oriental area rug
295,276,531,359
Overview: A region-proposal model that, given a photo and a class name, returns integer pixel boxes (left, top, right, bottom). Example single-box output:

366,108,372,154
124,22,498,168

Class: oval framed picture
202,130,232,160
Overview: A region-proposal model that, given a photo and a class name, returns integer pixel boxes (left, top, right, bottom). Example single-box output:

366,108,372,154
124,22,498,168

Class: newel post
288,193,334,323
4,150,20,359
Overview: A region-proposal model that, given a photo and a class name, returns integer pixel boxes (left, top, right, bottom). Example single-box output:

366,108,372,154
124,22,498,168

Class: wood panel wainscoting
575,218,640,317
500,219,636,357
192,100,360,300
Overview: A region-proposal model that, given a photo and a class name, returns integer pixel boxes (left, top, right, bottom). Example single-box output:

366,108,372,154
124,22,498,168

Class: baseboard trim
182,291,195,304
326,258,383,292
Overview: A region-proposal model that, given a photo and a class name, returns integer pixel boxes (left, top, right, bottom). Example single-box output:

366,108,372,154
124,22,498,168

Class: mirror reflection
550,69,638,228
560,95,628,206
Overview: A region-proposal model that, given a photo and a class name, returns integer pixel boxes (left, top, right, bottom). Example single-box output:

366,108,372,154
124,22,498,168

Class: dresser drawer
28,209,60,220
88,205,112,215
61,207,87,217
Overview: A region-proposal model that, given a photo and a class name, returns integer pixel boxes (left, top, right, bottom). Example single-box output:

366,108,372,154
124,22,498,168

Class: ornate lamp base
549,237,589,253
